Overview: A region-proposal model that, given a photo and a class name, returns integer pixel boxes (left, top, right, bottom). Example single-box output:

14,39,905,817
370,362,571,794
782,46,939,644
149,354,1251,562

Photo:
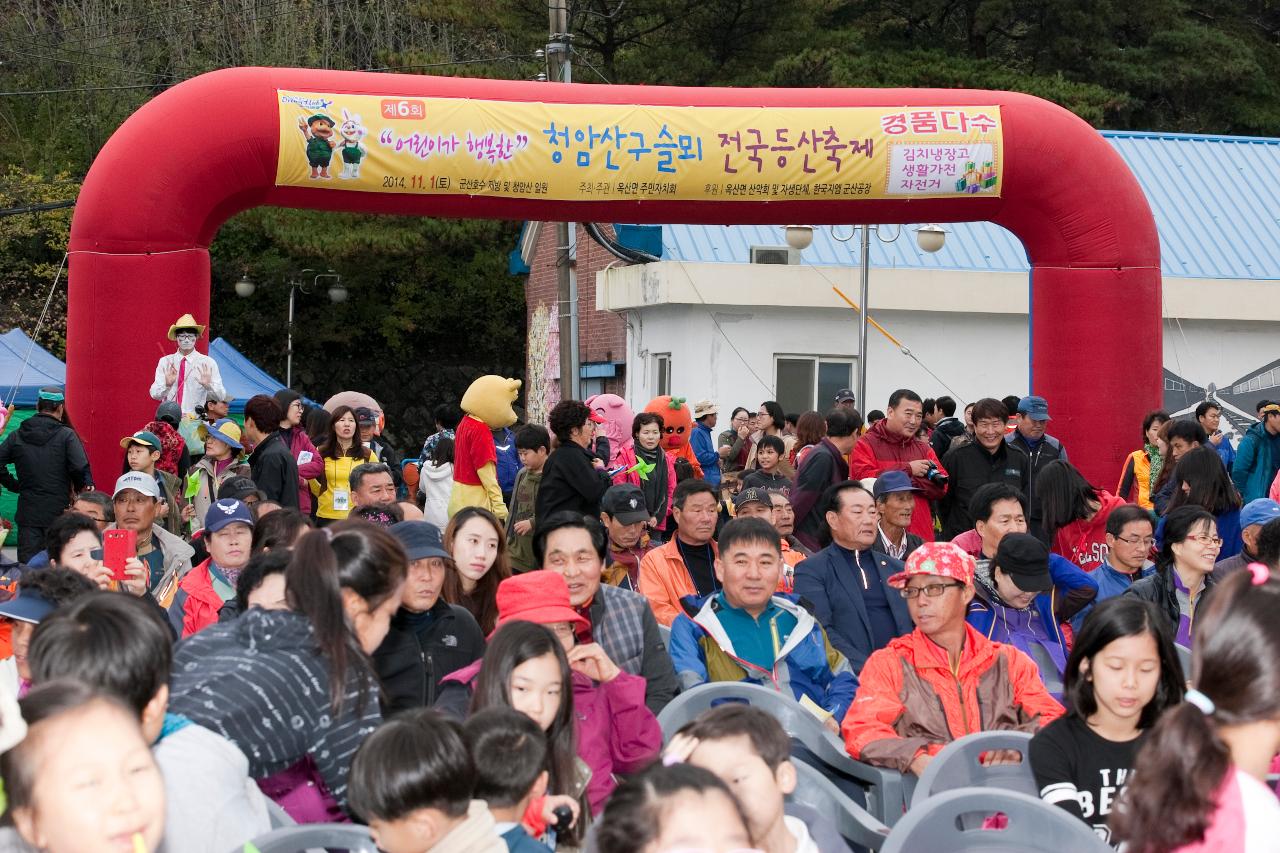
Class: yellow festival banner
277,90,1003,202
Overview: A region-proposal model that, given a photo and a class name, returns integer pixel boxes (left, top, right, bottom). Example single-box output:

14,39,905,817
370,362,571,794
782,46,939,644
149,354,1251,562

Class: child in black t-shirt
1029,596,1184,846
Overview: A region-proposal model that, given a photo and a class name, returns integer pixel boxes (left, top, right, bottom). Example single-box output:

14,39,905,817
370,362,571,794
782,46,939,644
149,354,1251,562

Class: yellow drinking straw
133,833,146,853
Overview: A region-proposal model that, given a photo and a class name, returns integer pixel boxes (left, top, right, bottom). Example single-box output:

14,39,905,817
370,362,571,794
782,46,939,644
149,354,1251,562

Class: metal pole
857,226,871,410
548,0,578,399
286,282,296,389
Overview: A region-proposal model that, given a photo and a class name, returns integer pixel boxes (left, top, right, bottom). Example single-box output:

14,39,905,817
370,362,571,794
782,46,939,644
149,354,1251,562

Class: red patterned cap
887,541,976,589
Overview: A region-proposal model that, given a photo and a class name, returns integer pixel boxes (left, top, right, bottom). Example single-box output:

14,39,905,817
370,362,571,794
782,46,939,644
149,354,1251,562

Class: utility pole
547,0,579,401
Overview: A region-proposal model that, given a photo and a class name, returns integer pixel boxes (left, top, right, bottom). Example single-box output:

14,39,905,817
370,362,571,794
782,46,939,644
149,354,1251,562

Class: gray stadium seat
656,680,911,826
238,823,376,853
882,787,1112,852
790,757,891,850
911,730,1036,807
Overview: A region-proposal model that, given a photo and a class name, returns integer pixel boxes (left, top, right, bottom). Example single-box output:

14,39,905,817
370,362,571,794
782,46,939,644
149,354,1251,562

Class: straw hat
167,313,206,340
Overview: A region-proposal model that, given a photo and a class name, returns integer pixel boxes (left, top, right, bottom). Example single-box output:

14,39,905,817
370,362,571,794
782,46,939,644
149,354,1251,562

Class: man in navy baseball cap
374,521,485,714
873,470,924,561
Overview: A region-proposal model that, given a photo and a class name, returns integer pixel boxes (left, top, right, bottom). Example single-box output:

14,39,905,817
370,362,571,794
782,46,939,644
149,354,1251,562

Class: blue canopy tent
0,328,66,408
208,337,289,414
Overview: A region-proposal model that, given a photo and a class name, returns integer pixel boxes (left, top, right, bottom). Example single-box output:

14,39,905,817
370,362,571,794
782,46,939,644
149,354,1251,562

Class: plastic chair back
240,823,377,853
789,758,891,850
657,622,671,649
882,787,1113,852
1025,643,1064,695
1176,643,1192,681
657,681,910,826
911,730,1035,807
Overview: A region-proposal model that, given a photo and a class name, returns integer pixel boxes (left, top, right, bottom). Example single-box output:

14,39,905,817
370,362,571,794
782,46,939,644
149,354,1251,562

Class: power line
0,82,170,96
362,54,541,73
0,199,76,217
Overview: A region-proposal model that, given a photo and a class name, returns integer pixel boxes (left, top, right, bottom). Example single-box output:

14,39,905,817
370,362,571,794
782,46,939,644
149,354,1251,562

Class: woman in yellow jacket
309,405,378,523
1116,409,1168,510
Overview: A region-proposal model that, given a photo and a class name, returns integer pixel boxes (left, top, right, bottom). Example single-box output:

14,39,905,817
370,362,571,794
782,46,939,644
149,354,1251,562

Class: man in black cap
967,532,1093,694
0,386,93,561
373,520,485,714
599,483,654,589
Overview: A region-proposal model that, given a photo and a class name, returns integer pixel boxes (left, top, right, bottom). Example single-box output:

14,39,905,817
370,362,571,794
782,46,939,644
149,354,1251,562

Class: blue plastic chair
656,681,910,826
239,823,377,853
911,730,1036,807
881,787,1113,852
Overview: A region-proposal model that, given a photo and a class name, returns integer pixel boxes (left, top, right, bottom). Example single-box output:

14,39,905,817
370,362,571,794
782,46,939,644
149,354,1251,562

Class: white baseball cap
113,471,160,500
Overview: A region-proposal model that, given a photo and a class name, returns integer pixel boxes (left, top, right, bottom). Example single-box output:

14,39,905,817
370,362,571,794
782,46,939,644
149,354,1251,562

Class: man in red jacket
850,389,947,542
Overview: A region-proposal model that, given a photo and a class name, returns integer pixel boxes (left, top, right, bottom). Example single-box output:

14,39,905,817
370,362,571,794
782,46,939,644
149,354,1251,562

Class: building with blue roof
521,130,1280,441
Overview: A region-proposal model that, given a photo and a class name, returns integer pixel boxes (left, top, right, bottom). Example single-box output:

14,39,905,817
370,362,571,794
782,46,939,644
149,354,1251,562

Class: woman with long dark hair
1038,459,1128,571
1163,445,1244,558
1125,505,1219,645
1112,567,1280,850
167,520,406,820
1117,409,1169,511
1030,597,1184,841
441,506,510,634
791,410,826,468
310,405,378,524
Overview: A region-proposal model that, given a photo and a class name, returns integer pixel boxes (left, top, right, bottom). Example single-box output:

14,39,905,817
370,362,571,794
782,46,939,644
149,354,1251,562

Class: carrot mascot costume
643,395,703,479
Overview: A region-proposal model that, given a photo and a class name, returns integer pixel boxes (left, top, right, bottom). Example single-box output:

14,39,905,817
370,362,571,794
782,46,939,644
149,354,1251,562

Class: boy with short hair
28,592,272,853
464,708,554,853
742,435,793,491
349,709,505,853
507,424,551,572
666,704,852,853
121,430,187,538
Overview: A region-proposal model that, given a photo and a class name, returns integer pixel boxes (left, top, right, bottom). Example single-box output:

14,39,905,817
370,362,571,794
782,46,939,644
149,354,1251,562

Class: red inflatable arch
69,68,1160,486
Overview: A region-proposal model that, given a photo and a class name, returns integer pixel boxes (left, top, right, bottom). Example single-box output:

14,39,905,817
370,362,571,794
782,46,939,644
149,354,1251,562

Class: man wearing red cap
841,541,1063,776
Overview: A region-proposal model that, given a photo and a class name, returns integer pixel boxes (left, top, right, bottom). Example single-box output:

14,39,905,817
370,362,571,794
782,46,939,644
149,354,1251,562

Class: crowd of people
3,332,1280,853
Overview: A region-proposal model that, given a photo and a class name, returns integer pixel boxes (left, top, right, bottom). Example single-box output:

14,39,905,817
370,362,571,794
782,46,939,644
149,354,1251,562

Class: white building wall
605,261,1280,417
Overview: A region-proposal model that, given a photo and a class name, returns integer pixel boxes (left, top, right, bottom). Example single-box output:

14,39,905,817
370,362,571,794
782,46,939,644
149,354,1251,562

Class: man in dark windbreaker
0,386,93,561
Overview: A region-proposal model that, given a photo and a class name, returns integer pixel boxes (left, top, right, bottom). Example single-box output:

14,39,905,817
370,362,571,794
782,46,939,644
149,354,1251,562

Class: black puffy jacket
0,413,92,525
1124,566,1215,638
372,598,485,715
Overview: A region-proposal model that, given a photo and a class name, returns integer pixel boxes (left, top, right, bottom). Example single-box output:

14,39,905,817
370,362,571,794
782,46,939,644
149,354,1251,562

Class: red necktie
175,357,187,407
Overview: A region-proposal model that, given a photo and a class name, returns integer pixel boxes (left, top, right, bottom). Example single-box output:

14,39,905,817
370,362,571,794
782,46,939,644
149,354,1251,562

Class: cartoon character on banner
448,375,521,522
297,113,337,179
643,395,703,479
337,109,367,180
585,393,633,471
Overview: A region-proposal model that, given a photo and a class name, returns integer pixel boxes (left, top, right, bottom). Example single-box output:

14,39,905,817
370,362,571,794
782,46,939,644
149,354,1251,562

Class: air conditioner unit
750,245,799,265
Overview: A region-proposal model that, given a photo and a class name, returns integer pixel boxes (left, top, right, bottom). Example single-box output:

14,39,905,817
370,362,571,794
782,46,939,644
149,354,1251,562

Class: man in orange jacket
841,541,1063,776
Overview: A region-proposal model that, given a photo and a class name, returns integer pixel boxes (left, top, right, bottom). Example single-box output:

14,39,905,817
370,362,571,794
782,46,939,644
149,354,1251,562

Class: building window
655,353,671,397
775,355,854,414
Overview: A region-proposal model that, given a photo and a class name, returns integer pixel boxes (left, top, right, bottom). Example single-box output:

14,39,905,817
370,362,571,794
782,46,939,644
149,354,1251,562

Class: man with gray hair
350,462,396,509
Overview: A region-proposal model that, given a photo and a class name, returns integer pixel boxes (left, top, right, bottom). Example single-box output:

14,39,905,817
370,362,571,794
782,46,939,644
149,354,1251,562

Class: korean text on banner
277,92,1003,202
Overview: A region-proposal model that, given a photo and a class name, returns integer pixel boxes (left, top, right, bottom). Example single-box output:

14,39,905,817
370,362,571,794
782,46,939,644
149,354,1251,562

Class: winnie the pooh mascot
448,375,521,521
643,395,703,479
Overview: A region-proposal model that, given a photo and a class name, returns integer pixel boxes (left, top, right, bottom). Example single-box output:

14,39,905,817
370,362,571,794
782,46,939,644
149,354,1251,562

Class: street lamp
787,224,948,410
235,269,344,388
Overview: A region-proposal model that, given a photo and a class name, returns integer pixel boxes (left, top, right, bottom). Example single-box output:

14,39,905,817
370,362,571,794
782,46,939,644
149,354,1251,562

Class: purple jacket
282,427,324,515
438,659,662,815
